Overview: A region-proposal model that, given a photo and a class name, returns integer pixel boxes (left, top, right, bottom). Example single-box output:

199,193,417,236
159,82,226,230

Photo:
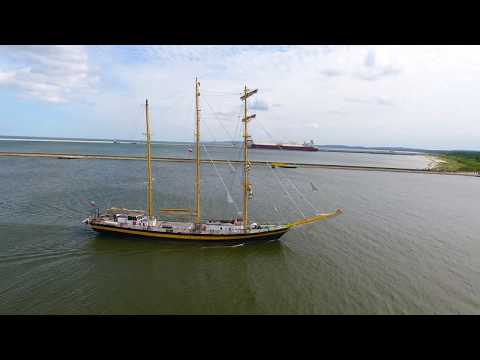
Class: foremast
145,99,154,225
194,78,201,227
241,85,257,230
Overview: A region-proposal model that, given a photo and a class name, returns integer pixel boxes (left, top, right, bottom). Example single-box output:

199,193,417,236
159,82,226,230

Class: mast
145,99,154,223
240,85,257,230
194,78,201,226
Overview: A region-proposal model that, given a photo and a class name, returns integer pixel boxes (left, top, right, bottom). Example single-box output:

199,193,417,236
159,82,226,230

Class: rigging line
252,114,313,217
229,113,246,183
271,193,288,225
265,163,305,218
201,89,240,93
199,109,237,186
201,110,237,173
200,92,235,94
231,100,252,186
233,113,241,143
200,110,218,142
208,103,245,199
253,115,319,216
201,143,241,215
228,107,243,162
280,171,319,214
254,115,279,145
199,95,240,98
260,166,288,224
201,96,236,141
226,143,244,196
229,105,244,159
201,90,241,95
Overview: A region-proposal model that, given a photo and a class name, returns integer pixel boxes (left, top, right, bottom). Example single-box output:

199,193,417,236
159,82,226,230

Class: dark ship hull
90,223,290,242
250,143,319,152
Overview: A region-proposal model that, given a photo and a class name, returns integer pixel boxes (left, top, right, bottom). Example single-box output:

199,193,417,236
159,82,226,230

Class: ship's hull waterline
90,223,290,242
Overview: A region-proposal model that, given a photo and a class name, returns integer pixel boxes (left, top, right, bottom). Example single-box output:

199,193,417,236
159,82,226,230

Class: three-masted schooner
83,80,342,242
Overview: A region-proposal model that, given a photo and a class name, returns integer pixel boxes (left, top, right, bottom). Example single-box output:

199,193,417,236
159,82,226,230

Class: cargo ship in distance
247,139,319,152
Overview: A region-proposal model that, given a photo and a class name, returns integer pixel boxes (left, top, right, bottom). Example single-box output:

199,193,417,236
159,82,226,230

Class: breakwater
0,151,478,177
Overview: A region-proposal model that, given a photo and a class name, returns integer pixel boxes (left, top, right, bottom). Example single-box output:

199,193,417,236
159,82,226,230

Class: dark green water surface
0,142,479,314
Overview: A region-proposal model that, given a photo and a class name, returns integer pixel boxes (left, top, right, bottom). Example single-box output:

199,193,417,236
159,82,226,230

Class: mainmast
145,99,154,223
194,78,201,226
240,85,257,230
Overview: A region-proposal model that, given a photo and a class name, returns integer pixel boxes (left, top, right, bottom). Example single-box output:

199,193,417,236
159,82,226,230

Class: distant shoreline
0,137,237,147
0,137,114,144
3,135,479,153
0,137,431,155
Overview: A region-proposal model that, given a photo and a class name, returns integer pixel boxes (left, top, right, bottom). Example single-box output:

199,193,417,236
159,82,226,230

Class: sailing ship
83,80,342,242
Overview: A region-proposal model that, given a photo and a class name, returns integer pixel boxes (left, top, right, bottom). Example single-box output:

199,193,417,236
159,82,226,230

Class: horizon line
0,134,478,152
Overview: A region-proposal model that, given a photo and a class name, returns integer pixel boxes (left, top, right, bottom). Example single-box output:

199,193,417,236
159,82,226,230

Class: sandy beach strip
425,155,447,169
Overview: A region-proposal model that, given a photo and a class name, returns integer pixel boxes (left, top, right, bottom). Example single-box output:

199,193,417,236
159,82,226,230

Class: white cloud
75,45,411,143
0,45,97,103
354,48,402,81
344,96,370,104
320,68,343,77
326,110,348,115
374,96,394,106
344,95,394,106
4,45,480,149
250,98,269,111
0,70,15,84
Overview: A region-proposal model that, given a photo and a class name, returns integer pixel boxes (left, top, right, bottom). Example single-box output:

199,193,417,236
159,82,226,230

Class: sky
0,45,479,150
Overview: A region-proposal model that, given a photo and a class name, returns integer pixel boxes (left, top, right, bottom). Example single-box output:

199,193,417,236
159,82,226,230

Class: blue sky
0,45,479,150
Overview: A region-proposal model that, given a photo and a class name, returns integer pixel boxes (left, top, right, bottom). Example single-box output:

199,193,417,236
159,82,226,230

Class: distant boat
248,139,319,152
83,80,342,242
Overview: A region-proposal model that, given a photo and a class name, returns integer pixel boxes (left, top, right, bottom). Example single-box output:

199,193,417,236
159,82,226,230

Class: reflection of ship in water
247,139,319,152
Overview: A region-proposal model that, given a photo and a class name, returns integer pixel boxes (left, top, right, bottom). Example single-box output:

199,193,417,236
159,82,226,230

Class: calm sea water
0,141,479,314
0,140,432,168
